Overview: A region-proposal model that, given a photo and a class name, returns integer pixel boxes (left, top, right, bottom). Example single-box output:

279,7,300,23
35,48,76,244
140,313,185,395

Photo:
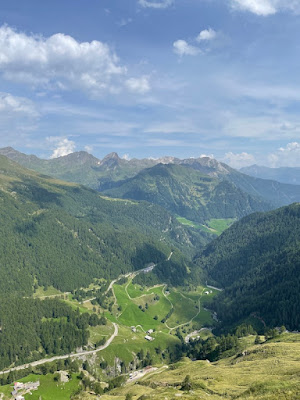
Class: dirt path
0,323,118,375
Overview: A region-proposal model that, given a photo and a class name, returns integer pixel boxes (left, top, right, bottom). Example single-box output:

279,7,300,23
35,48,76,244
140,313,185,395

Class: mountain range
241,164,300,185
2,147,300,227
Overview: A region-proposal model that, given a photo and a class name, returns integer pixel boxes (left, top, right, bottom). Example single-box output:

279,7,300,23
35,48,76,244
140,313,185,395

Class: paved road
0,323,118,375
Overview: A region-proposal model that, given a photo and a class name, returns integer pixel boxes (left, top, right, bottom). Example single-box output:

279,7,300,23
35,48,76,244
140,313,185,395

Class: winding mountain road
1,252,174,376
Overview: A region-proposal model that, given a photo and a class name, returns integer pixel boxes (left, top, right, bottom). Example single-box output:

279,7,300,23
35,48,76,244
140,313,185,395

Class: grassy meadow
100,333,300,400
176,216,236,236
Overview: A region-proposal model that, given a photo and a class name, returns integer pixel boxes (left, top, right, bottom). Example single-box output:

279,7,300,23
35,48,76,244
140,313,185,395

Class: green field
176,216,205,230
176,216,235,236
33,286,63,298
0,373,81,400
88,323,115,345
97,325,180,367
114,284,166,331
0,278,217,399
207,218,236,235
113,279,216,335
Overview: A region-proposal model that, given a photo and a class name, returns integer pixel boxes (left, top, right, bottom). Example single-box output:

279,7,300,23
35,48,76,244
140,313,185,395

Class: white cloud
0,25,148,96
268,142,300,167
138,0,173,9
0,92,38,117
225,80,300,103
222,113,299,139
231,0,300,16
122,153,131,160
146,138,185,146
200,154,214,158
118,18,133,27
48,137,76,159
172,29,218,59
84,145,93,153
231,0,276,15
144,120,200,134
0,93,39,141
223,151,256,169
173,40,200,56
224,143,300,168
196,28,217,42
125,76,150,94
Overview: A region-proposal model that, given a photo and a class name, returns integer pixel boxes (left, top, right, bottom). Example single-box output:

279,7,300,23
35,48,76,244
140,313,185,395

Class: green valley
0,154,299,400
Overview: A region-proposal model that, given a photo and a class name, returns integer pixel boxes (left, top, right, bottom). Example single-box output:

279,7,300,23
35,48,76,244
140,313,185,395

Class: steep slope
103,163,271,224
100,334,300,400
0,155,207,295
195,203,300,330
241,164,300,185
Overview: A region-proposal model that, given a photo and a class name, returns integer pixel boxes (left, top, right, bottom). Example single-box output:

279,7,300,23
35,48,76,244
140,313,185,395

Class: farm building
145,335,154,341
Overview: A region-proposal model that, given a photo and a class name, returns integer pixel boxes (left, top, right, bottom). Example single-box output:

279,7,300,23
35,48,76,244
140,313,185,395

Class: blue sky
1,0,300,167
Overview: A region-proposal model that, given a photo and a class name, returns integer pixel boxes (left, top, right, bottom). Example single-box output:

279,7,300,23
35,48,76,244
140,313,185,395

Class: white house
144,335,154,341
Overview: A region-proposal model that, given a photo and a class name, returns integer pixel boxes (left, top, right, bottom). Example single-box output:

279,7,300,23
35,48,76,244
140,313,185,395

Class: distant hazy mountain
240,164,300,185
196,203,300,330
178,157,300,207
103,163,271,224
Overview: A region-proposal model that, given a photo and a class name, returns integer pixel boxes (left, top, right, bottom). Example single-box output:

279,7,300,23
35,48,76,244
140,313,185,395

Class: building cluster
145,329,154,341
12,381,40,400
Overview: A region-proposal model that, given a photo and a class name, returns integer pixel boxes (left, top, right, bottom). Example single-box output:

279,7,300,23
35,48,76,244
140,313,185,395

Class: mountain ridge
103,163,272,224
2,147,300,211
241,164,300,185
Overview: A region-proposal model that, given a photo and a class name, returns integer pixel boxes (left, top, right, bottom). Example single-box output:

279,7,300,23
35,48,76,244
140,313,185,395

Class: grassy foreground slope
196,203,300,330
100,333,300,400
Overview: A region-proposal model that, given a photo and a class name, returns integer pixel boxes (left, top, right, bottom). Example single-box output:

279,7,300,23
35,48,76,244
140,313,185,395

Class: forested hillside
0,155,205,295
195,203,300,330
0,297,103,370
103,163,271,223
